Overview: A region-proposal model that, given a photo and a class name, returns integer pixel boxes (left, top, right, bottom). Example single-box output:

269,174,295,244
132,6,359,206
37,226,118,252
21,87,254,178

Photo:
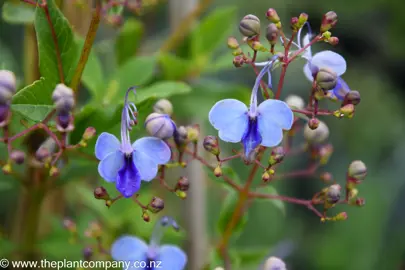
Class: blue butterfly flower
111,216,187,270
95,87,171,198
208,59,294,158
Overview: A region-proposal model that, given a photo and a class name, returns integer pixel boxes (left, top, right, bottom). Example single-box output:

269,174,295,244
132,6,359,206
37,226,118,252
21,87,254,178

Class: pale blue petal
312,50,347,76
98,150,125,182
303,62,314,81
95,132,120,160
132,137,171,164
132,151,158,182
257,100,293,147
157,245,187,270
208,99,248,143
332,77,351,100
111,235,148,262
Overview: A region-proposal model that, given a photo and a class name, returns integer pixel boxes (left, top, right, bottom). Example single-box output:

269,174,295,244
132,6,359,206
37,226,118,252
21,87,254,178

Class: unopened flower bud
298,13,308,26
326,184,341,204
328,36,339,46
214,165,222,177
348,188,358,200
85,221,102,238
52,84,75,112
175,190,187,199
0,70,17,104
308,118,320,130
343,90,361,106
232,47,243,56
35,147,51,162
145,113,176,139
227,37,240,49
266,8,280,23
2,163,12,174
269,146,285,165
348,160,367,181
83,247,93,261
263,256,287,270
10,150,25,165
319,144,333,164
316,68,337,90
321,11,338,33
148,197,165,213
203,136,220,156
63,218,77,232
186,125,200,142
334,104,355,119
333,212,348,221
285,95,305,110
290,17,299,32
303,120,329,143
248,41,267,52
174,126,188,148
266,23,279,45
355,198,365,206
262,171,270,182
233,56,244,67
153,99,173,116
239,14,261,37
82,127,96,141
176,176,190,191
142,212,150,222
320,172,333,183
49,166,60,177
94,186,110,200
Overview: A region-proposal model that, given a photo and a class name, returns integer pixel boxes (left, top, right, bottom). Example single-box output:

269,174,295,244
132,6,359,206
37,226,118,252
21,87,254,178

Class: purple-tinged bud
148,197,165,213
176,176,189,191
316,68,337,90
35,147,51,163
83,247,93,261
266,23,279,45
348,160,367,181
94,186,110,200
153,99,173,116
326,184,341,204
203,136,220,156
266,8,280,23
290,16,300,32
321,11,338,33
174,126,188,151
298,13,309,26
239,14,261,37
63,218,77,232
145,113,176,139
285,95,305,110
52,84,75,113
227,37,240,49
263,256,287,270
142,212,151,222
304,121,329,143
10,150,25,165
233,56,244,67
56,112,74,132
186,125,200,142
0,70,17,104
343,90,361,106
269,146,285,165
49,166,60,177
320,172,333,183
82,127,96,141
356,198,365,207
214,165,222,177
328,36,339,46
308,118,320,130
2,163,12,174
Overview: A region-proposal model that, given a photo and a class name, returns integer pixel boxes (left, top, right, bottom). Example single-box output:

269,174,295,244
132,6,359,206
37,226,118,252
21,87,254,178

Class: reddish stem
293,109,334,116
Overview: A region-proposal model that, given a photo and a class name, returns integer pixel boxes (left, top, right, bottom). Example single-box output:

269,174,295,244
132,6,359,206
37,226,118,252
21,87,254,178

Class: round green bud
348,160,367,181
266,23,279,45
239,14,261,37
285,94,305,110
316,68,337,90
326,184,341,204
303,120,329,144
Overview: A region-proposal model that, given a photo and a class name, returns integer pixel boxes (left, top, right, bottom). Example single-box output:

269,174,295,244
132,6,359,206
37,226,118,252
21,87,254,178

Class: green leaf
191,7,237,57
254,186,285,215
232,247,269,267
0,181,13,191
2,2,35,24
158,53,194,80
11,78,54,121
217,191,249,240
115,18,144,65
135,81,192,104
34,0,80,84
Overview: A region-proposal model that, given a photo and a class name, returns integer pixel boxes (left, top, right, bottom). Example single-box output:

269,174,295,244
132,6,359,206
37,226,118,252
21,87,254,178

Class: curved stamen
149,216,179,249
120,86,138,151
249,55,278,115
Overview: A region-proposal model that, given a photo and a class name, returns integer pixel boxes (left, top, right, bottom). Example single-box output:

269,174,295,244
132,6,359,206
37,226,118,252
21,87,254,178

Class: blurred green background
1,0,405,269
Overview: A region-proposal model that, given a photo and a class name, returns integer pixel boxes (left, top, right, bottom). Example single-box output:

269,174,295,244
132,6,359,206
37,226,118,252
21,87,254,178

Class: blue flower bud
326,184,341,204
145,113,176,139
52,83,75,113
263,256,287,270
0,70,16,105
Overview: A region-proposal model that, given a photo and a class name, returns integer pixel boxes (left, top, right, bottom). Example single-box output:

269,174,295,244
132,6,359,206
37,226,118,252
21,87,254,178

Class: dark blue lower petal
116,155,141,198
242,118,262,158
332,77,350,101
